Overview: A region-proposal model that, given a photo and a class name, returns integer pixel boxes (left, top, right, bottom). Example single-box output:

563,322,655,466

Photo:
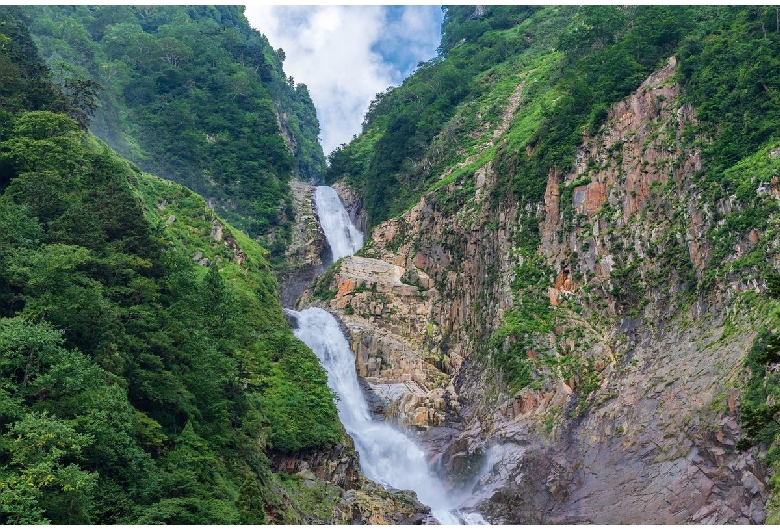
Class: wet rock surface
278,180,327,307
286,58,771,523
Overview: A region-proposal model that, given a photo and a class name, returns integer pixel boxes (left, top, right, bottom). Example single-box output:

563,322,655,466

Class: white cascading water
314,185,363,261
289,307,461,524
292,186,486,524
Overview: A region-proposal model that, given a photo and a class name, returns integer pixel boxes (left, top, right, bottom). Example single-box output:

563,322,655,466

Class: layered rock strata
302,57,772,523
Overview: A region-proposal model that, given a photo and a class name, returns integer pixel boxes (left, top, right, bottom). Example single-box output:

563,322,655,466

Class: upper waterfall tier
315,186,364,262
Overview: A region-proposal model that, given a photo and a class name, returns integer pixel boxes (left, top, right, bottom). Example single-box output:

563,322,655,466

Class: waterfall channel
288,185,485,524
314,186,363,260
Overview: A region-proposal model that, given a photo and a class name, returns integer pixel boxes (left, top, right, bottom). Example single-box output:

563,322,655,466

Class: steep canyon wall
298,57,773,523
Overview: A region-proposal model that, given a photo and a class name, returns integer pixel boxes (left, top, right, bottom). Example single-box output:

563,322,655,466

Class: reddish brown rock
291,56,768,525
337,276,357,298
573,181,607,215
554,270,577,292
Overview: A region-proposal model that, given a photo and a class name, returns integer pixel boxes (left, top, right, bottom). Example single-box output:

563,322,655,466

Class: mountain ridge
22,5,327,265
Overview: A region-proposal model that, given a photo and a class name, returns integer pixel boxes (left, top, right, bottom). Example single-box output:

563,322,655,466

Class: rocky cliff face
269,440,435,524
278,180,328,308
303,57,773,523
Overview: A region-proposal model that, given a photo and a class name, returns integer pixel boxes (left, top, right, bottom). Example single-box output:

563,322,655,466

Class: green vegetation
276,473,342,523
21,5,326,265
678,7,780,186
0,10,342,523
738,276,780,523
327,4,780,410
326,6,697,228
311,259,342,303
492,5,684,208
489,254,553,392
676,7,780,288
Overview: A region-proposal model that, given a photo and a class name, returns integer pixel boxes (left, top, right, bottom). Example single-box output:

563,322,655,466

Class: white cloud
244,6,442,156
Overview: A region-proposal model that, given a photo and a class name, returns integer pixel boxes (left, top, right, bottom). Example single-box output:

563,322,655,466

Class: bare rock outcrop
271,441,360,490
293,57,772,523
300,255,453,430
335,482,435,525
270,439,434,524
278,179,328,307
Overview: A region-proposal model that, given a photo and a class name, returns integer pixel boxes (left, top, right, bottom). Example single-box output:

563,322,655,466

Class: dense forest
22,5,326,265
0,7,341,523
4,2,780,524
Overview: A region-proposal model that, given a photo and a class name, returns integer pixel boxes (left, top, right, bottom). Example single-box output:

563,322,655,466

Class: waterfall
294,186,486,524
289,307,462,524
314,186,363,262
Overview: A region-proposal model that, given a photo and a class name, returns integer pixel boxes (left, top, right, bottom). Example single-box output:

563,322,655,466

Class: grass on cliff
276,473,342,523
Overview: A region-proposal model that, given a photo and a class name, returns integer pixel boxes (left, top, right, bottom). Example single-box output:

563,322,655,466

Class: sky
244,6,444,156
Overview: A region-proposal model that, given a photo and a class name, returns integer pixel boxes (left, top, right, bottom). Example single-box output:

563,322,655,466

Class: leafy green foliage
679,7,780,183
310,259,341,303
22,5,326,264
327,52,484,225
0,7,61,116
249,332,343,452
675,8,780,294
489,254,553,392
0,18,342,523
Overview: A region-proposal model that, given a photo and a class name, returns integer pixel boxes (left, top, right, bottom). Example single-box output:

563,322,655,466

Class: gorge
290,185,486,524
2,4,780,525
283,8,779,520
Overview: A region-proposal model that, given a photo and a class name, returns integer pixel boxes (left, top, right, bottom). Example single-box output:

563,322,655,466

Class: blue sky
244,6,444,155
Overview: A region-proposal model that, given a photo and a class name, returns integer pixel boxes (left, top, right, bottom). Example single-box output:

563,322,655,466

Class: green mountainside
324,5,780,521
22,5,326,264
330,3,780,402
0,7,342,523
327,6,779,230
5,2,780,523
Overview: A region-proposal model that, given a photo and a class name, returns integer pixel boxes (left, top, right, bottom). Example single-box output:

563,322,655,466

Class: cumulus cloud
244,6,443,156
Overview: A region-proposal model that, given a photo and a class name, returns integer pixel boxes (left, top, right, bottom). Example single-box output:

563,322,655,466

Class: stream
288,185,486,525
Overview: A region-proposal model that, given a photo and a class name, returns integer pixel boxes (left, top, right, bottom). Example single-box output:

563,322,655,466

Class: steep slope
0,9,433,524
312,5,780,523
22,5,326,264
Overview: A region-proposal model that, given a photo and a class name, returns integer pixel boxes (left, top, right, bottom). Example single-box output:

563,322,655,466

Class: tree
0,412,97,524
